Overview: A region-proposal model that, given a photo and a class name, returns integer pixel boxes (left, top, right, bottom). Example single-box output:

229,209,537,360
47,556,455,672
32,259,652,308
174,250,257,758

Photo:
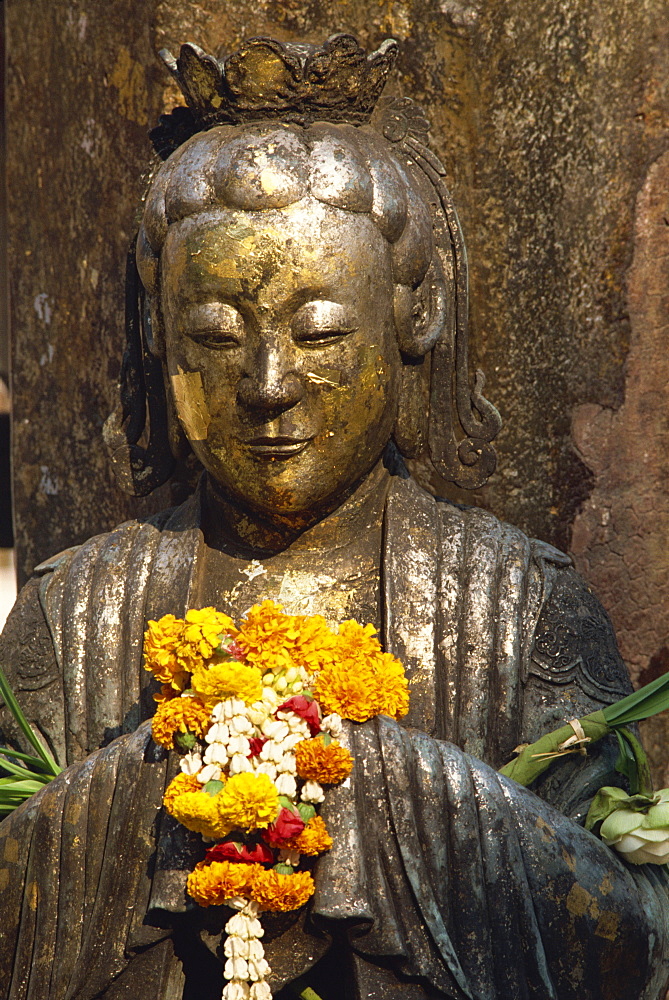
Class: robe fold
1,476,668,999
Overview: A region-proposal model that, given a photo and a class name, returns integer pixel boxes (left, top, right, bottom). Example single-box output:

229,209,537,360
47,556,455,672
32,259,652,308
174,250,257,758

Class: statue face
160,197,400,518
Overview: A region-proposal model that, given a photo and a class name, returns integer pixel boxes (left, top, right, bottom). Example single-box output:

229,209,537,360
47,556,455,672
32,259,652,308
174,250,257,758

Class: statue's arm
0,574,67,766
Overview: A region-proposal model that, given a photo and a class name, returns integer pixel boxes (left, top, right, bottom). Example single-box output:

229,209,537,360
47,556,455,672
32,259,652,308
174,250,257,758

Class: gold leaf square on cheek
171,368,211,440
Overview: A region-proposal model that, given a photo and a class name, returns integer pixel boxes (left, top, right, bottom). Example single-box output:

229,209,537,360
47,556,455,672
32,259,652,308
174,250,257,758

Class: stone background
5,0,669,780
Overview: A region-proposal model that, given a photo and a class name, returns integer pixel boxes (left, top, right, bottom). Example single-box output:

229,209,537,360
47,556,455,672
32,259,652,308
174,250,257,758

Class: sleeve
0,574,67,767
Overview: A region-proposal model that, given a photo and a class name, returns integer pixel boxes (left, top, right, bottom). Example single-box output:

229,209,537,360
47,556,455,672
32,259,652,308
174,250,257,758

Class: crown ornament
152,34,399,158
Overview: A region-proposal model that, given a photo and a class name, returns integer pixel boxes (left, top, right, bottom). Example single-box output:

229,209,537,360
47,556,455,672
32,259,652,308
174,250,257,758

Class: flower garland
143,601,409,1000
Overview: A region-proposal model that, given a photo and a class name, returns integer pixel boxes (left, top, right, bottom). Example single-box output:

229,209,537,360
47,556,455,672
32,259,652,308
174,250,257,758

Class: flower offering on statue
143,601,409,1000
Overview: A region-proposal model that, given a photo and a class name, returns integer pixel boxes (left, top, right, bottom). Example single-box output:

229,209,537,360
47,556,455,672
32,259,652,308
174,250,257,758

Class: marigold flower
192,661,263,707
285,815,333,856
169,791,229,840
249,868,315,912
215,772,280,834
312,661,379,721
143,614,189,691
163,772,202,812
176,607,238,672
153,683,179,704
313,626,408,722
374,652,410,719
151,696,212,749
188,859,261,906
236,601,339,677
294,737,353,783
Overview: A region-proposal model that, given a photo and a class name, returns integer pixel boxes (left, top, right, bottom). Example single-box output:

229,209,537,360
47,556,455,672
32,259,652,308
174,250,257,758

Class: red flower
205,841,275,865
263,806,306,847
228,641,246,661
248,737,268,758
277,695,322,736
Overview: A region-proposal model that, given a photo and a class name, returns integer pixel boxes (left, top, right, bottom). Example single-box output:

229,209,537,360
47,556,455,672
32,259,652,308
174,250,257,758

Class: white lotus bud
275,773,297,797
263,673,275,686
196,763,222,783
180,751,202,776
291,681,304,693
204,742,230,766
229,753,253,774
205,722,230,744
301,780,325,804
224,957,249,981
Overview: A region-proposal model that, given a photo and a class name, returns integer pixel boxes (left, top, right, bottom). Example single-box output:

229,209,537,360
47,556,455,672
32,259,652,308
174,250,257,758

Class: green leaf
297,803,316,824
320,732,332,747
174,731,197,752
0,666,61,777
278,795,297,812
604,671,669,726
273,863,294,874
0,746,55,770
204,779,224,796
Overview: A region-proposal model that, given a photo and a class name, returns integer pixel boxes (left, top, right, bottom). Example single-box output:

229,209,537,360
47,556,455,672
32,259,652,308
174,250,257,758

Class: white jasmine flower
275,773,297,797
225,913,254,938
321,713,343,738
225,935,251,959
226,896,251,911
247,702,270,727
229,753,253,774
249,982,272,1000
248,957,270,981
229,715,254,736
253,760,278,781
261,720,290,741
204,741,230,766
196,763,222,784
276,753,297,774
281,734,304,751
224,957,249,981
180,751,203,776
301,780,325,804
274,675,288,693
261,687,280,708
228,735,251,756
248,939,265,961
205,722,230,744
223,982,250,1000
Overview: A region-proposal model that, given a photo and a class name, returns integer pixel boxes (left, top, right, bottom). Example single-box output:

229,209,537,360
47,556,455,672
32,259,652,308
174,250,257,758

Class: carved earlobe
103,244,177,497
393,257,449,359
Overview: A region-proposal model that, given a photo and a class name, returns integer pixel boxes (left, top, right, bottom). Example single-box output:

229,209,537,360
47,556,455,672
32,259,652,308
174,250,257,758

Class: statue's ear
392,254,449,359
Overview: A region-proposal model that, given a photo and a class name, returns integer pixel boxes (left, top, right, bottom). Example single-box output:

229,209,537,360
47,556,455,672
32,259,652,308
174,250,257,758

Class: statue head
104,35,501,515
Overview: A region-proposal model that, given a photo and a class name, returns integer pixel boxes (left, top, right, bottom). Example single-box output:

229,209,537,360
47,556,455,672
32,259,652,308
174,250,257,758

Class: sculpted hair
136,121,438,341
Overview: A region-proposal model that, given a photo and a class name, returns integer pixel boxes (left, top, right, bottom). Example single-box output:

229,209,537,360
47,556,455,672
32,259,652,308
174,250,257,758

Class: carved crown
154,33,398,154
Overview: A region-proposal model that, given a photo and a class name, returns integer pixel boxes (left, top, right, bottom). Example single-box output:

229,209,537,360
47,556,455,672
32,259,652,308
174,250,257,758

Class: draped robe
0,475,668,999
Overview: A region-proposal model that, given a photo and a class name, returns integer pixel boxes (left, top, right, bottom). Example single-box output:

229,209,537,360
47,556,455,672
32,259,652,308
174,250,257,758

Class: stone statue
0,34,667,1000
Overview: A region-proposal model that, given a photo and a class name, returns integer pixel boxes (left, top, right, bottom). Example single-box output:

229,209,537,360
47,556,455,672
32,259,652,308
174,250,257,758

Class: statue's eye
184,304,244,349
292,301,357,346
188,330,241,349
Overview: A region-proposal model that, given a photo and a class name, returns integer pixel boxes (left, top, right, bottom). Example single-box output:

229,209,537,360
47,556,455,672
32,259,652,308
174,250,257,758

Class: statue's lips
243,435,313,458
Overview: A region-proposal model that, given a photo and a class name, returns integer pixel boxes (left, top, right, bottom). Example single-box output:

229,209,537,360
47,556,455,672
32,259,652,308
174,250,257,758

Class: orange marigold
236,601,302,675
187,859,261,907
163,772,202,813
151,696,212,749
312,661,379,722
250,868,315,912
294,737,353,783
286,815,333,856
374,652,410,719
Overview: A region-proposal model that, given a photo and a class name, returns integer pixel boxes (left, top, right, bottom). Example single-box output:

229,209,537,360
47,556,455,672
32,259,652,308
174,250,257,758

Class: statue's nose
237,343,304,412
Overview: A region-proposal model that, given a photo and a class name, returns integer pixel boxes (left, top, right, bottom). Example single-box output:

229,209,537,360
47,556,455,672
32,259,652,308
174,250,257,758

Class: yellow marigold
188,859,261,907
286,815,333,856
250,868,315,912
175,607,237,673
191,661,263,706
143,614,189,692
289,614,339,675
374,652,410,719
294,737,353,783
169,791,229,840
336,619,384,659
312,660,379,722
151,696,212,749
215,772,279,834
163,772,202,813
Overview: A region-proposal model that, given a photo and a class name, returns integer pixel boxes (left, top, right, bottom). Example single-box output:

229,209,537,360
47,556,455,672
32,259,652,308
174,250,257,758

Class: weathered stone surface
6,1,669,779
